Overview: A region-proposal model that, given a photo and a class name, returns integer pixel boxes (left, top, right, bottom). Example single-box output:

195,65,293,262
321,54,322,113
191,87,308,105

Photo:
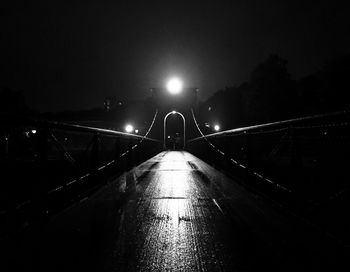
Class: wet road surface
37,151,345,271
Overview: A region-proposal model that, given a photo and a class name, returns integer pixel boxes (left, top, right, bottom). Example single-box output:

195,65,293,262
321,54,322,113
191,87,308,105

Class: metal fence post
90,133,100,175
127,138,134,168
289,127,302,169
244,132,252,168
114,137,121,160
32,128,50,225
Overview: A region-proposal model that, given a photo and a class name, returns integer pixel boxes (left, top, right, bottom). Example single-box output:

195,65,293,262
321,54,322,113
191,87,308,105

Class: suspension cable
48,109,160,195
190,108,350,245
140,109,158,142
191,108,215,148
190,108,291,193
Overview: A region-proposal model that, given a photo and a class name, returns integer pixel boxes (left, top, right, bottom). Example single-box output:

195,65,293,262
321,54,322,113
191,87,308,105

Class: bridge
1,107,349,271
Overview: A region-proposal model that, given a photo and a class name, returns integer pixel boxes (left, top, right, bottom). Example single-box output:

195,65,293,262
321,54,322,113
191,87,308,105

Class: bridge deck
35,151,343,271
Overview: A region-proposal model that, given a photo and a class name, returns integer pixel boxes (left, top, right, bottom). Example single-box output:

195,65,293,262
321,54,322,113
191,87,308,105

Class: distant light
31,129,37,134
135,129,139,134
214,125,220,131
166,78,183,95
204,123,210,128
171,110,176,114
167,135,171,139
125,124,134,133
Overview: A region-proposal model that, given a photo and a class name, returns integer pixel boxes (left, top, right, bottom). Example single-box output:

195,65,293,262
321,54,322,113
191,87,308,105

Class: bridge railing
188,110,350,211
0,113,161,229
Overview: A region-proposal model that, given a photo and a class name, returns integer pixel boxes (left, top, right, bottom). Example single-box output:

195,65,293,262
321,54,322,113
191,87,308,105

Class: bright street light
125,124,134,133
214,124,220,131
166,78,183,95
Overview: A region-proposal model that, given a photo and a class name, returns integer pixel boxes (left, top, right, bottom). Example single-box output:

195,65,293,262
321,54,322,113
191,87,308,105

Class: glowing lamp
166,78,183,95
214,124,220,131
125,124,134,133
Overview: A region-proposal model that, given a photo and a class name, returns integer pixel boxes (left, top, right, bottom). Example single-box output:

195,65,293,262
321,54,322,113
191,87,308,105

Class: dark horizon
2,0,349,112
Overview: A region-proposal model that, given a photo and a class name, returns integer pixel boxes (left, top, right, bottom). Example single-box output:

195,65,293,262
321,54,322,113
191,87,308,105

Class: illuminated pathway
41,151,344,271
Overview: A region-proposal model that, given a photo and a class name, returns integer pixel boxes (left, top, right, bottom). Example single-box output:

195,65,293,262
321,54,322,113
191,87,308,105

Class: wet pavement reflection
41,151,343,272
110,151,237,271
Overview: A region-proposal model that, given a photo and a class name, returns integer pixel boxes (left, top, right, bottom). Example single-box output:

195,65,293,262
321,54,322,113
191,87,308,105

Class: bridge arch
163,111,186,149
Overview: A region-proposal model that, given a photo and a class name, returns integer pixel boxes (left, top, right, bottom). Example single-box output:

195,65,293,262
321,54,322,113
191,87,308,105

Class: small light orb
31,129,37,134
171,110,176,114
166,78,183,95
214,125,220,131
125,124,134,133
135,129,139,134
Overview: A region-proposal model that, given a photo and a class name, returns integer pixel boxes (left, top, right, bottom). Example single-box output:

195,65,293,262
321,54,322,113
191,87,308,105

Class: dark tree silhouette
248,55,295,123
200,55,297,128
198,54,349,130
316,55,350,112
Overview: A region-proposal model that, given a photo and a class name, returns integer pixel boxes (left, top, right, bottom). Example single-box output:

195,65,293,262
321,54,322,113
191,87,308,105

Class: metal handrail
188,108,350,245
188,110,348,142
188,108,350,196
1,111,161,218
1,113,161,142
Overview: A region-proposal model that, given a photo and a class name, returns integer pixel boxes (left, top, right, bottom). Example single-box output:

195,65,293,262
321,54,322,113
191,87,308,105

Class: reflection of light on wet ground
112,151,231,271
156,170,191,198
136,151,225,271
42,151,325,271
158,151,191,171
142,199,202,271
144,152,194,199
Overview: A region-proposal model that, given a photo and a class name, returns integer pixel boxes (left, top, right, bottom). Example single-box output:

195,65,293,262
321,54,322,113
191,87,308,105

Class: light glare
125,124,134,133
214,125,220,131
166,78,183,95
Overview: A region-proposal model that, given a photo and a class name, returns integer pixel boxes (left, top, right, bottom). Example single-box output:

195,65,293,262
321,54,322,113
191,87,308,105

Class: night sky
1,0,349,112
